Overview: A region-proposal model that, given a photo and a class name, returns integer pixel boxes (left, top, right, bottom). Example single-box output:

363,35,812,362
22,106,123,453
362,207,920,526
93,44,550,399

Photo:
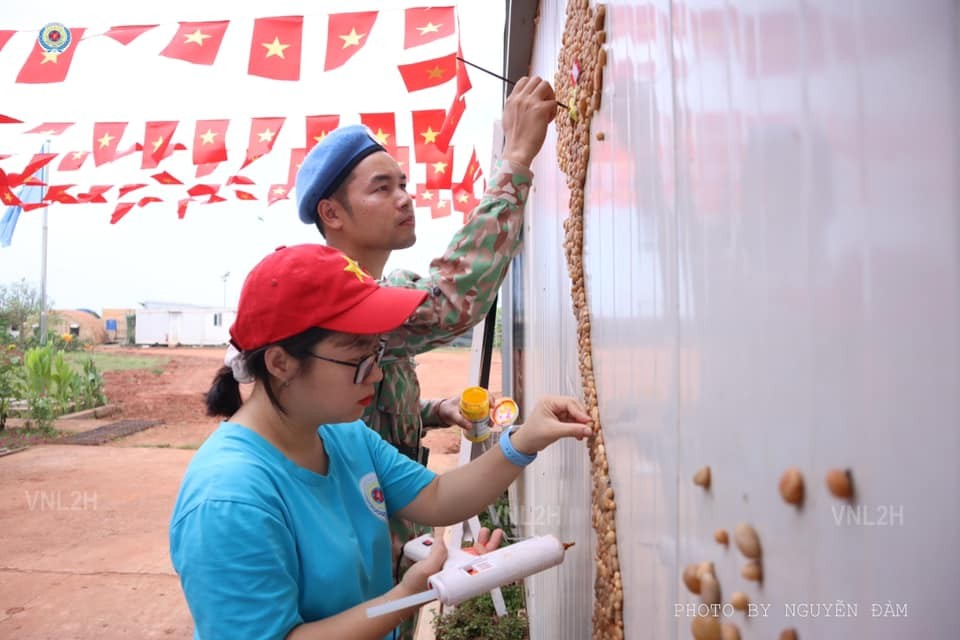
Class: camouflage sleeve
420,399,441,427
382,160,532,357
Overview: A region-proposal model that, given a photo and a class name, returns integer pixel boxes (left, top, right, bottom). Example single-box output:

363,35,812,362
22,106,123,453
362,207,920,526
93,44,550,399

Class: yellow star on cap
342,255,370,282
184,30,211,46
41,51,59,64
417,22,441,35
262,37,290,59
426,65,445,80
257,128,276,143
339,28,365,48
419,126,439,144
200,129,217,144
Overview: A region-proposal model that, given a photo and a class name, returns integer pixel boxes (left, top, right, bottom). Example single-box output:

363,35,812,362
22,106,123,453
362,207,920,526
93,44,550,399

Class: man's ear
317,198,346,231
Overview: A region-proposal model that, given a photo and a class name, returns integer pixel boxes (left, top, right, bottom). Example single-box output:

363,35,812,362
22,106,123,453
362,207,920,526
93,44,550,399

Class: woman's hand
509,396,593,455
399,534,447,596
469,527,504,555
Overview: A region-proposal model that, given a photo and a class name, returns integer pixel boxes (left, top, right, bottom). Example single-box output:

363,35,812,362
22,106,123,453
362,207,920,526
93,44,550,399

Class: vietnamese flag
0,114,22,124
411,109,446,160
16,28,86,83
177,199,191,219
306,115,339,151
453,185,480,216
287,148,306,185
458,148,482,188
1,184,22,207
142,121,178,169
248,16,303,81
187,184,219,197
424,146,454,190
193,119,229,165
455,43,473,97
394,147,410,176
138,196,164,208
414,184,438,208
93,122,128,166
118,184,148,198
268,184,291,205
430,198,452,219
9,154,57,187
235,190,258,201
404,7,455,49
160,21,229,66
24,122,74,135
0,30,15,54
110,202,136,224
196,163,220,178
58,151,89,171
77,185,112,203
152,171,183,185
324,12,378,71
44,185,78,204
359,113,397,156
242,117,285,169
398,53,457,92
206,194,228,204
435,94,466,152
104,25,157,45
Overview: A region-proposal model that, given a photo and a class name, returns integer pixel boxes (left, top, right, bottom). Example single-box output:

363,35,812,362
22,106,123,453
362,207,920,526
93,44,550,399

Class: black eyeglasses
307,339,387,384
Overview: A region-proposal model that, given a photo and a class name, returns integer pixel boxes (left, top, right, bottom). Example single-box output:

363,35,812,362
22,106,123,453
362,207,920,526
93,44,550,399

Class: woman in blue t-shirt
169,244,593,640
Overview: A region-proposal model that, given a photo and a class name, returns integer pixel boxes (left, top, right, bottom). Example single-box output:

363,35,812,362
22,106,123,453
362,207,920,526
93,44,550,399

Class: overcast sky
0,0,505,311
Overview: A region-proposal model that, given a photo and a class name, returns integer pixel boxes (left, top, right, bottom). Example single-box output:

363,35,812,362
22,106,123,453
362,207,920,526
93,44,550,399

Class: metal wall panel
514,0,959,638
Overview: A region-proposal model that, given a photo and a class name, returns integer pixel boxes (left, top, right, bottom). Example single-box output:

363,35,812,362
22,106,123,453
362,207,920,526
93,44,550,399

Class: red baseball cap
229,244,427,351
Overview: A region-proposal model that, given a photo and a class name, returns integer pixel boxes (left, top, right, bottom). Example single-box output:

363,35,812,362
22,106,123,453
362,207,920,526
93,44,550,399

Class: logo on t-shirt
359,472,387,521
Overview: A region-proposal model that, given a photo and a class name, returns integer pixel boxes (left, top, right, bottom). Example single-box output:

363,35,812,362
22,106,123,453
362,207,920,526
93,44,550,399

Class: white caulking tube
366,535,571,618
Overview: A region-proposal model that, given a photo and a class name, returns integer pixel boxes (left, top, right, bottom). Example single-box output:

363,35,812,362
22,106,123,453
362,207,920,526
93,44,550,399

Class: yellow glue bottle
459,387,521,443
459,386,493,443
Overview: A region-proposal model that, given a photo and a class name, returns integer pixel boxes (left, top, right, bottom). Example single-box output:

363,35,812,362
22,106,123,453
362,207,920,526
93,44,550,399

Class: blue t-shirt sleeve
362,426,437,515
170,499,302,640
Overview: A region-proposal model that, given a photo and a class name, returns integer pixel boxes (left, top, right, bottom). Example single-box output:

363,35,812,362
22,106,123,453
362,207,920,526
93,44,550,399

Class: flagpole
39,139,50,344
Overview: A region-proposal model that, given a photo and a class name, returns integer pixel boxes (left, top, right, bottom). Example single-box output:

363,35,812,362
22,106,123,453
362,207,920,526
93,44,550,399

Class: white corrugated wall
511,1,959,638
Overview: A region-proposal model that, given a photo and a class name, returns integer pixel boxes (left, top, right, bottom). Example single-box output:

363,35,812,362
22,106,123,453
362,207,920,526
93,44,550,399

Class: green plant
0,345,19,430
79,357,106,409
433,582,528,640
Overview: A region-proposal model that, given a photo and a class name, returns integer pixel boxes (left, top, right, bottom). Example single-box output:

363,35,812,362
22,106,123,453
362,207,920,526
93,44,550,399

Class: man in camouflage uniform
294,76,557,638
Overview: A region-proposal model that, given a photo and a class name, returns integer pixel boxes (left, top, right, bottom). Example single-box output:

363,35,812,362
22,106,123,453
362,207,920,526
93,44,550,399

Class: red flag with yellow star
305,115,339,152
404,7,455,49
193,120,229,165
411,109,446,160
142,121,178,169
414,184,438,208
235,190,258,201
287,148,307,185
394,147,410,176
268,184,291,206
397,53,457,92
242,117,285,169
151,171,183,185
44,185,78,204
92,122,127,166
104,25,157,45
453,185,480,217
325,12,378,71
423,146,454,190
459,147,482,189
430,198,452,219
160,21,229,66
24,122,74,135
118,184,148,198
359,113,397,156
16,27,86,83
58,151,88,172
0,184,22,207
435,94,466,153
9,154,56,187
137,196,163,208
248,16,303,81
76,185,112,203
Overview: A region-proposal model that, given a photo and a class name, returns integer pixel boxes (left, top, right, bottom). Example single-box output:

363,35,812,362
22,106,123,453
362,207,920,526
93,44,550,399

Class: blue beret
295,124,386,224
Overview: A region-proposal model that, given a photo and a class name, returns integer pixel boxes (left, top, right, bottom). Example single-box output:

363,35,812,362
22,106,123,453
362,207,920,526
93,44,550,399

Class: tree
0,279,46,338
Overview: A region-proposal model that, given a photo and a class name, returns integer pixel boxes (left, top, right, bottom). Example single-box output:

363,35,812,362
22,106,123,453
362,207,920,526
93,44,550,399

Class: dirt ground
0,345,501,639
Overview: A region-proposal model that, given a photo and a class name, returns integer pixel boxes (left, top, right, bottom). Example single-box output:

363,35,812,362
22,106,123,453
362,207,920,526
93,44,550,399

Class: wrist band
499,425,537,467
